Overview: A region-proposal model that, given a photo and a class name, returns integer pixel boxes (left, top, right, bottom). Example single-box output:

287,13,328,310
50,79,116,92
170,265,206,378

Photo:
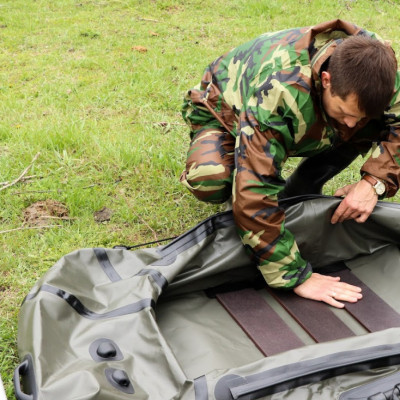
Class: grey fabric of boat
14,196,400,400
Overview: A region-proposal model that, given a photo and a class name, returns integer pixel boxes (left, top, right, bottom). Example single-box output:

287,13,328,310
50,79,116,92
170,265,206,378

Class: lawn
1,0,400,397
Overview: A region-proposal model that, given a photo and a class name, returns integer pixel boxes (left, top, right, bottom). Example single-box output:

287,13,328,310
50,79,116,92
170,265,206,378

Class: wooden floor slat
216,288,304,356
268,288,355,342
216,268,400,358
335,269,400,332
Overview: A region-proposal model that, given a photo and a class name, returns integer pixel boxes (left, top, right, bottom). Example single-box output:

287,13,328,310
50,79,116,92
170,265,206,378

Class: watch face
375,181,386,195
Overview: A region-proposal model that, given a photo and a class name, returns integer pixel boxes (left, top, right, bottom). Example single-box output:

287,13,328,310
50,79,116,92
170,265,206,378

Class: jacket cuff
290,262,313,289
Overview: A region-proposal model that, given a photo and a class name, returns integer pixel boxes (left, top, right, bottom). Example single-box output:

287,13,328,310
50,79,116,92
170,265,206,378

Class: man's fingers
331,204,353,224
334,188,345,197
324,295,345,308
339,210,354,223
334,183,355,198
294,273,363,309
332,205,372,224
339,208,372,223
354,213,368,223
322,283,362,308
329,282,362,301
344,211,364,222
331,180,378,225
331,204,345,224
332,289,363,303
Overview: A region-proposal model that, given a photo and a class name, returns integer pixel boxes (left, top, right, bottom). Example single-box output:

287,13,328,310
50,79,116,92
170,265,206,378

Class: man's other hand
331,179,378,224
293,272,363,308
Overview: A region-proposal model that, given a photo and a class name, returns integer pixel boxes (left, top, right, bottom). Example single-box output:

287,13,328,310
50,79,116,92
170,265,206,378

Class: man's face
321,72,366,128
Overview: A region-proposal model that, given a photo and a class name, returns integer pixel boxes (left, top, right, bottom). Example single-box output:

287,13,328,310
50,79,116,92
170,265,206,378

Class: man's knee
181,128,235,203
180,164,232,203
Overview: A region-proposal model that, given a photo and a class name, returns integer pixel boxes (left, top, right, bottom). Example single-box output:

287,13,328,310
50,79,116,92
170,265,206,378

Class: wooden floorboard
216,288,304,356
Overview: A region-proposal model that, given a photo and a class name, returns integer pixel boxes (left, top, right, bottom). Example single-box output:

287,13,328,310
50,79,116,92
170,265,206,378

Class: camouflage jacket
184,19,400,289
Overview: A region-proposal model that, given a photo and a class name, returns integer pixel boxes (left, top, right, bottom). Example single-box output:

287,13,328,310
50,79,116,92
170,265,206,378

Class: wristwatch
361,174,386,196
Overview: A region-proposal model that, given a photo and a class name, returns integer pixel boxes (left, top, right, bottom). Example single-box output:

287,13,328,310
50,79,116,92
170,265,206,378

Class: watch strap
361,174,386,198
362,174,379,187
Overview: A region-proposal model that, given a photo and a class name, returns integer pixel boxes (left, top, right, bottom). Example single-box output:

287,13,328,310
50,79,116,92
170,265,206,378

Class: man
180,20,400,308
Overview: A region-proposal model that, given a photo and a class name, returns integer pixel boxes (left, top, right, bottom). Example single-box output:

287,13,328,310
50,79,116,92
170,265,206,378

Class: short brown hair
328,35,397,118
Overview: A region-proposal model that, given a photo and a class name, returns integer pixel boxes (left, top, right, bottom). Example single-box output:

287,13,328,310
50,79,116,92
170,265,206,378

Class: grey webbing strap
216,288,304,356
335,269,400,332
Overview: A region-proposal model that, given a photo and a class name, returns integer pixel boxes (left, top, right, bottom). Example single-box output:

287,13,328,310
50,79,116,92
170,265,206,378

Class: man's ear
321,71,331,89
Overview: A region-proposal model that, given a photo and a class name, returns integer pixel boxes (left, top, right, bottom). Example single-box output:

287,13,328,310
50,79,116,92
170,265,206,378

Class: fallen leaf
132,45,148,53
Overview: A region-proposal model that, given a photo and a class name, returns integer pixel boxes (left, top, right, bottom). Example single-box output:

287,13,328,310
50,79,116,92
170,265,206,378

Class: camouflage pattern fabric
180,19,400,289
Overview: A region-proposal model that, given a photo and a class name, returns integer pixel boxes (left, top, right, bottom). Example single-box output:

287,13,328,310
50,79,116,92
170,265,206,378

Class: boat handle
13,359,34,400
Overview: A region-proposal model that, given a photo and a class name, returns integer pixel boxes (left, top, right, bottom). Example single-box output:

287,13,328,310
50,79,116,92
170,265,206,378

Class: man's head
322,35,397,125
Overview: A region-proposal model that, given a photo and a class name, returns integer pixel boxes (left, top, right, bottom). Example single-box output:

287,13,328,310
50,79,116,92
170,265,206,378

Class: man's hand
293,273,362,308
331,179,378,224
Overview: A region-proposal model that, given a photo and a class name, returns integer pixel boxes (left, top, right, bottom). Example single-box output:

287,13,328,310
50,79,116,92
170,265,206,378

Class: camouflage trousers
180,127,235,203
180,74,238,204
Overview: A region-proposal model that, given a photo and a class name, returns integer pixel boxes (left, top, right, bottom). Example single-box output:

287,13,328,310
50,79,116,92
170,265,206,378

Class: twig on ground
0,152,41,192
130,121,186,126
0,175,40,186
138,216,158,241
118,192,158,241
39,216,77,221
0,225,63,235
11,179,121,195
137,17,159,22
12,189,61,195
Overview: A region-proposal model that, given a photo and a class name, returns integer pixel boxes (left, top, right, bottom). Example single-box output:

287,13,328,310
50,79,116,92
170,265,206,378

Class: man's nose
343,117,358,128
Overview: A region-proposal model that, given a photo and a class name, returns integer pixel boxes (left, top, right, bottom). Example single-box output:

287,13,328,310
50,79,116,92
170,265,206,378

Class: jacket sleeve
360,83,400,197
232,122,312,289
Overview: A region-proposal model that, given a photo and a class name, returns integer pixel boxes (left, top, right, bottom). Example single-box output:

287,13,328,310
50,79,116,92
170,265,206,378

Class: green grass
1,0,400,397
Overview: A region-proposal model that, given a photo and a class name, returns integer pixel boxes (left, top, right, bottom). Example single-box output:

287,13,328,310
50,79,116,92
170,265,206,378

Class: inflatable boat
13,195,400,399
